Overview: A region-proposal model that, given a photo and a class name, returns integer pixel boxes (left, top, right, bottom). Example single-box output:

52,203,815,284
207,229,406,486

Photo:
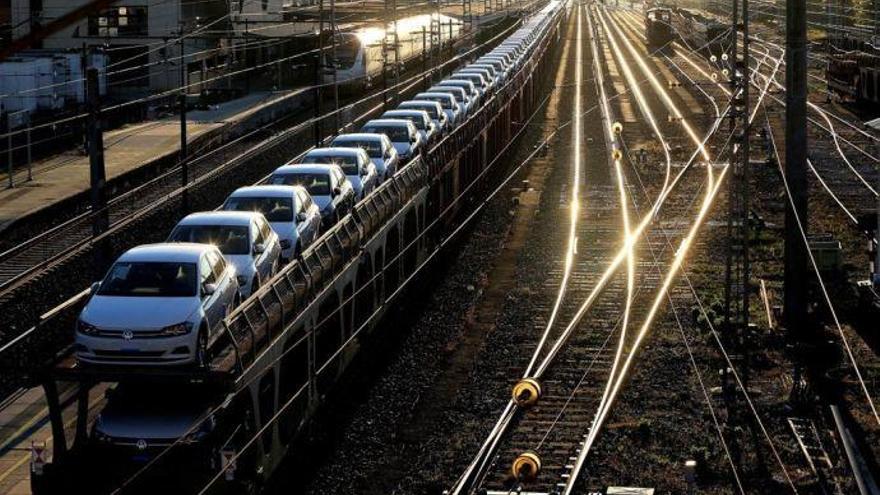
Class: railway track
446,4,744,492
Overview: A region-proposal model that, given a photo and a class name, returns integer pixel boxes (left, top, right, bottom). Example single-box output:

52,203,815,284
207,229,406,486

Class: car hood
269,221,296,241
223,254,252,278
347,175,364,194
82,297,200,330
392,143,411,155
313,195,332,211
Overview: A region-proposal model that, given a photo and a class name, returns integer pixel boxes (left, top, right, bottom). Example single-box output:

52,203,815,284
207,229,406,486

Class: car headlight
77,319,100,336
160,322,193,337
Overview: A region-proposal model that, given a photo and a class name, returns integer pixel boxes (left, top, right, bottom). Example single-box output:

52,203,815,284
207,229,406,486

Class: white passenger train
331,14,465,88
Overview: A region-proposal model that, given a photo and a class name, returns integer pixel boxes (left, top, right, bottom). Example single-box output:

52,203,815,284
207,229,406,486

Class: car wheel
196,325,210,368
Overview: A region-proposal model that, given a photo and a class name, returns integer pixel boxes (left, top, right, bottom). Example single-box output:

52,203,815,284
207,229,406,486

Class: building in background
9,0,230,96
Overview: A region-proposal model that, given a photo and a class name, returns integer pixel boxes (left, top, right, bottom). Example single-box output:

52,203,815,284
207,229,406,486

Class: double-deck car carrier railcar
22,2,568,493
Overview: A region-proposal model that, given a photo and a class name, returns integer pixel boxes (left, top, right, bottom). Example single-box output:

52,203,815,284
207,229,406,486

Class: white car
435,79,481,112
359,119,423,163
167,211,281,298
397,100,450,135
428,85,473,119
381,109,438,146
452,71,491,97
413,92,462,127
330,133,400,181
222,185,322,262
270,163,357,227
75,243,240,367
299,147,378,200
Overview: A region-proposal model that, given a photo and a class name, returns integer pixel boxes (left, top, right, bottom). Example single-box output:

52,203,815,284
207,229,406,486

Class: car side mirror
202,283,217,297
297,212,308,222
90,281,101,295
333,187,342,196
360,168,368,177
253,243,265,255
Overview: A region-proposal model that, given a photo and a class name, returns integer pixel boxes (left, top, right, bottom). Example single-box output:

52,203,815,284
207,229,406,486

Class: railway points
0,0,879,494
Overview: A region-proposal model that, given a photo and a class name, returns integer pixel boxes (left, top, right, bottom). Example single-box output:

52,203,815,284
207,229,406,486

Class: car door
199,254,222,333
250,219,270,283
257,217,278,279
209,250,235,321
304,190,322,240
295,190,316,246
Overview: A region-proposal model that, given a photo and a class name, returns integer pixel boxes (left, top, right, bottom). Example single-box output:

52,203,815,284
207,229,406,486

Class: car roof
177,211,260,227
333,133,386,141
383,109,429,118
273,163,340,175
429,86,465,94
416,92,455,99
400,100,442,107
304,147,368,160
228,185,303,198
119,243,212,263
438,79,474,87
363,118,413,127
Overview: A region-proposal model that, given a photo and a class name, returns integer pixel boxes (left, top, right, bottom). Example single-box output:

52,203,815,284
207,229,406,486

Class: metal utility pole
315,0,325,146
179,33,189,213
331,0,339,134
785,0,809,334
86,67,108,238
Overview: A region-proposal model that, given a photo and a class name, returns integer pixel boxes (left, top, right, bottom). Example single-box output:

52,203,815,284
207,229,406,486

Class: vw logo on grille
136,439,147,451
122,330,134,340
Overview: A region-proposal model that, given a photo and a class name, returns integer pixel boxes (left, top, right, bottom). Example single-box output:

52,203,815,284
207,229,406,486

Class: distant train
670,8,726,57
645,7,674,49
330,14,465,89
826,39,880,104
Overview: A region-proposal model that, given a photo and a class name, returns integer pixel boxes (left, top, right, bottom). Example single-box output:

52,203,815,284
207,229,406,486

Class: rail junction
0,0,879,494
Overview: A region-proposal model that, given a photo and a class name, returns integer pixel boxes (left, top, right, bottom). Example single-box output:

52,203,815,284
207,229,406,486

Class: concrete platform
0,90,304,234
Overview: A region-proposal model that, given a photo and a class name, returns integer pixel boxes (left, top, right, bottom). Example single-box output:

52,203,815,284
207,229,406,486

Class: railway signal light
512,378,542,407
511,451,542,481
612,121,623,135
612,148,623,161
667,80,681,88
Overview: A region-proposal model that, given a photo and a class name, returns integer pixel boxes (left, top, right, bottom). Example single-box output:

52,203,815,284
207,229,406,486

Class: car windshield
386,114,426,130
336,139,382,158
304,154,359,175
168,225,250,255
225,196,294,222
404,104,438,119
421,96,452,109
362,125,410,142
98,262,197,297
435,89,464,102
271,173,331,195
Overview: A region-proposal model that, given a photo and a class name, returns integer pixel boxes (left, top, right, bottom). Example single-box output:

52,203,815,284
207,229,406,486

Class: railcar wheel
512,378,542,407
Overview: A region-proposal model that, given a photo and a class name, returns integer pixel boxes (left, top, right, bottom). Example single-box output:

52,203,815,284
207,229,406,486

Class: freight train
25,1,567,493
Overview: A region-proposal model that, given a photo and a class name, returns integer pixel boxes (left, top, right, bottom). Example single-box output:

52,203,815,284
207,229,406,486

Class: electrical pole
331,0,339,134
785,0,809,337
315,0,325,146
179,31,189,213
86,67,108,239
